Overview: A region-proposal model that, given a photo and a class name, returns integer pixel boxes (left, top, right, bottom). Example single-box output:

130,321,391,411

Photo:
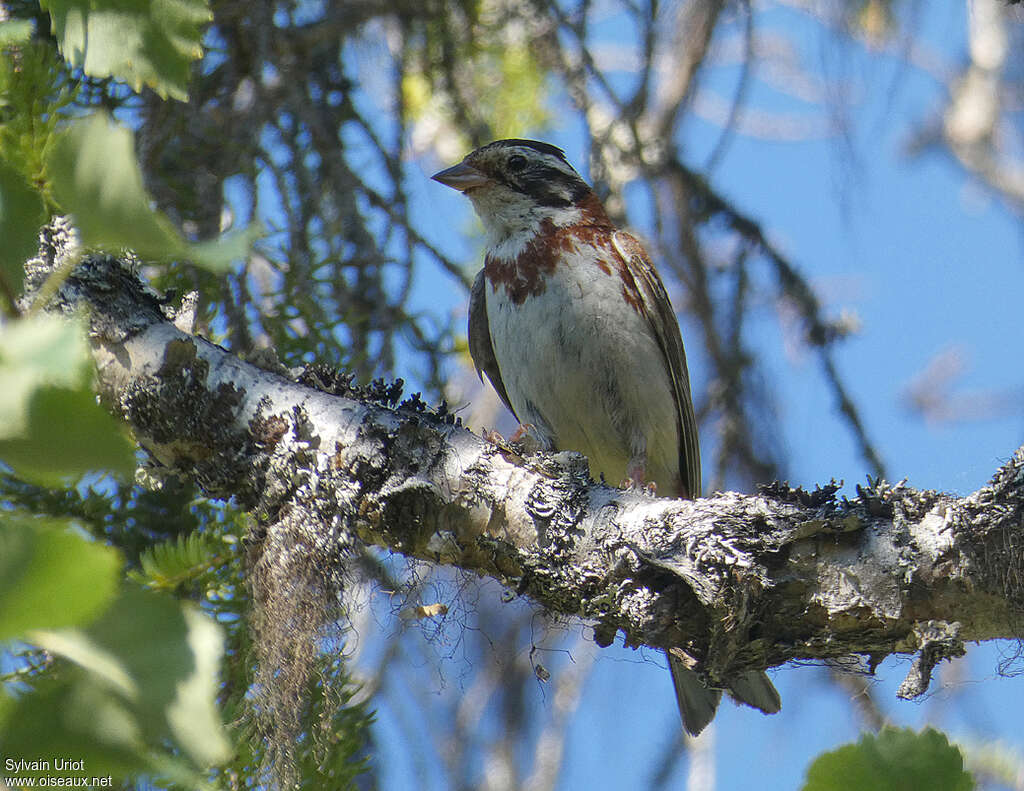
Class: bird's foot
620,461,658,496
484,423,536,447
618,478,659,496
508,423,534,443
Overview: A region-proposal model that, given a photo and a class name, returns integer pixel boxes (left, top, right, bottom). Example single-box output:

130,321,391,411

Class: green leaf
28,627,137,695
0,386,137,483
39,0,212,101
0,19,36,48
0,676,147,778
24,587,231,773
803,727,975,791
0,517,121,640
0,158,46,295
1,665,214,784
47,113,190,261
0,314,136,484
46,113,259,271
188,222,265,273
0,313,87,438
166,605,230,767
136,531,223,591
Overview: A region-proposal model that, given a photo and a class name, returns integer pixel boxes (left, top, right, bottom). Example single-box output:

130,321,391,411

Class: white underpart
484,225,680,491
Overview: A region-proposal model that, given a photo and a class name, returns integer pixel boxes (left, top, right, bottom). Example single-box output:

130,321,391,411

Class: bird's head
432,139,597,245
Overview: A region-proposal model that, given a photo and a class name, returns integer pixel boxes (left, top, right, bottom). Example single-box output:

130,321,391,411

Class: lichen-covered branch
27,224,1024,698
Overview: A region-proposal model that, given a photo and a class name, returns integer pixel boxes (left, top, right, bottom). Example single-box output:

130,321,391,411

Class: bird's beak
431,161,491,192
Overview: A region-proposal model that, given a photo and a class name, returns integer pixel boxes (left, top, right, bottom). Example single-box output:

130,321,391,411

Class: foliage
0,34,70,295
134,530,237,593
39,0,210,101
0,0,257,307
46,112,261,271
0,157,45,293
0,520,229,786
0,471,207,566
0,314,135,483
803,727,975,791
0,1,371,788
403,24,552,147
0,515,120,640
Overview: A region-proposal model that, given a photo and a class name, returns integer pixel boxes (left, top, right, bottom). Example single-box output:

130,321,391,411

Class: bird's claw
484,423,536,449
618,476,658,497
508,423,535,443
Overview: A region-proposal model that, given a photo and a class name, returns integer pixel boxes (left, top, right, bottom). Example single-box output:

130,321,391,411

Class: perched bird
432,139,780,735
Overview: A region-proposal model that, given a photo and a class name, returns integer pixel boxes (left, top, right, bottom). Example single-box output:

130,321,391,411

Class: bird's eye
507,154,528,171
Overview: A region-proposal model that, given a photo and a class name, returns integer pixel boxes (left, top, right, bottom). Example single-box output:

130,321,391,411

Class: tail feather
727,670,781,714
668,655,781,735
668,654,722,737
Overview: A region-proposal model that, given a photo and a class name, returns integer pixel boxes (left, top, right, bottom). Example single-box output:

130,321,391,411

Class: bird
432,138,780,736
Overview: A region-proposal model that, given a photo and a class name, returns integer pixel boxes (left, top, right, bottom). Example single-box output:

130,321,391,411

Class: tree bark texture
27,223,1024,698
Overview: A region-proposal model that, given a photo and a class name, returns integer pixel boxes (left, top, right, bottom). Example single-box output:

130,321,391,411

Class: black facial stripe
516,164,590,207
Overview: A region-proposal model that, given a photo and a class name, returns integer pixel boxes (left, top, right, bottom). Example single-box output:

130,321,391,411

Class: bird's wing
468,269,519,421
612,231,701,499
613,233,781,725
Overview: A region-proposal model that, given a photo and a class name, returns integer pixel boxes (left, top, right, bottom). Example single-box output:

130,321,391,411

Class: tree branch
27,222,1024,698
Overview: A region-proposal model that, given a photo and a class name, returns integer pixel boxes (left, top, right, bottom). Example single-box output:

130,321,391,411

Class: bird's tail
668,654,722,737
727,669,782,715
668,654,780,736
